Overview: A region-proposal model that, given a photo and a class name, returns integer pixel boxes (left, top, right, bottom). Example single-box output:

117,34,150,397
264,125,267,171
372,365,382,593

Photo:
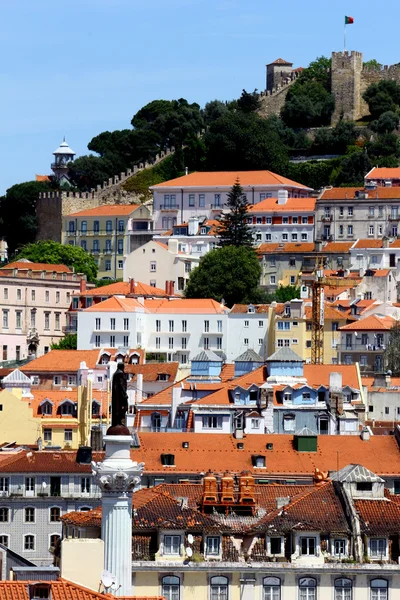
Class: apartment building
150,170,312,231
63,204,153,280
0,261,87,364
152,217,219,259
315,185,400,241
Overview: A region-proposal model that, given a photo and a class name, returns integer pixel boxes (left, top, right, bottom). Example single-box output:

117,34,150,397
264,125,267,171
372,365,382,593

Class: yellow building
62,204,153,280
271,298,351,364
0,369,109,449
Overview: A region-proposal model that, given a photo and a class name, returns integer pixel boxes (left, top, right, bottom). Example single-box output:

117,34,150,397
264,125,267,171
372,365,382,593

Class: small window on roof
161,454,175,466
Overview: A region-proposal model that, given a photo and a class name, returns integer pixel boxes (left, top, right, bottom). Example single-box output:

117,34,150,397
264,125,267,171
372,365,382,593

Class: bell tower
51,138,75,181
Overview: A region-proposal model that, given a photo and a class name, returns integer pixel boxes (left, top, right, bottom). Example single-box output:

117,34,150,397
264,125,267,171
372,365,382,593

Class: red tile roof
248,197,315,212
257,243,315,254
77,281,169,298
126,362,179,383
143,298,228,315
21,350,101,373
353,239,383,249
67,204,142,217
354,489,400,535
322,241,354,252
365,167,400,180
303,364,360,389
151,171,312,190
36,174,51,182
320,187,400,199
340,314,394,331
1,261,72,273
84,296,145,312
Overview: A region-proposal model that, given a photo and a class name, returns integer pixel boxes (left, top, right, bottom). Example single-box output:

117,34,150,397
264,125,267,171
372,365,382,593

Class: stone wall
258,75,299,119
36,148,175,242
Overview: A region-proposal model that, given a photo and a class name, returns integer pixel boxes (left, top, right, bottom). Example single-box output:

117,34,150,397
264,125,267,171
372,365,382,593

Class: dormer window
40,401,53,416
249,390,258,403
157,373,169,381
252,455,266,468
92,401,101,416
161,453,175,466
58,400,76,416
247,304,255,314
129,353,140,364
100,354,110,365
369,538,387,559
357,482,372,492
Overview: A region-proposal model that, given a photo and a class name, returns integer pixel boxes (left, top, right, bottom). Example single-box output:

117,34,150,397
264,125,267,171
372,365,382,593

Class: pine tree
385,322,400,376
218,179,253,247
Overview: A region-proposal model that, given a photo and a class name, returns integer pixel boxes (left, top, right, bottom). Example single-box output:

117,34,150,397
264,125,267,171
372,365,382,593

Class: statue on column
109,362,130,435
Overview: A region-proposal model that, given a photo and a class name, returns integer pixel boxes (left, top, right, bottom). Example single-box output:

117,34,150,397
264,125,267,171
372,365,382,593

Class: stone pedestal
92,435,144,596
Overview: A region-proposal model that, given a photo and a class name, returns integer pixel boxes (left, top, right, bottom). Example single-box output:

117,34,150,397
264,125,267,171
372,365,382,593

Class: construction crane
301,257,358,364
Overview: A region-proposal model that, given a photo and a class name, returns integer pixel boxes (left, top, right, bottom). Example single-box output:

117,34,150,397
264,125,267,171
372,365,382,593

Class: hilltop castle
260,50,400,123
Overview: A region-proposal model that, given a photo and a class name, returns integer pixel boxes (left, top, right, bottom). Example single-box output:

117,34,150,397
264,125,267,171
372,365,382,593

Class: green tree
0,181,52,255
332,148,372,186
218,180,253,247
237,89,261,113
281,80,335,128
368,133,400,158
184,246,263,308
204,111,288,172
51,334,77,350
274,286,301,302
371,111,400,134
363,80,400,119
16,241,98,282
203,100,230,125
385,322,400,375
297,56,332,91
313,120,356,154
363,59,383,70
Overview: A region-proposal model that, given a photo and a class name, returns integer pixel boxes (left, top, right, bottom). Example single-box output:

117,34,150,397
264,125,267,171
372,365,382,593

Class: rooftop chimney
360,426,370,441
79,278,86,293
130,278,136,294
277,189,288,205
185,167,189,175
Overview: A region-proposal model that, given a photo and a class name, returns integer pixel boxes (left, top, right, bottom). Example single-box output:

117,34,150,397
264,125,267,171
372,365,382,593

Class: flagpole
344,22,346,52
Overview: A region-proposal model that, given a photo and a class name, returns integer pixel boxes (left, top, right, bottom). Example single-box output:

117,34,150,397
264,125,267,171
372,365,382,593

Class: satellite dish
187,534,194,545
101,570,116,589
186,547,193,557
41,481,47,489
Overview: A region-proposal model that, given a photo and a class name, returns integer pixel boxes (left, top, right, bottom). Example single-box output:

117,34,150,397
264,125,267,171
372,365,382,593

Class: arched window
49,506,61,522
129,353,140,364
49,534,60,550
370,579,388,600
335,578,352,600
40,401,53,415
162,576,180,600
93,220,100,233
175,411,185,429
58,400,76,416
151,413,161,432
81,221,87,233
100,354,110,365
68,221,74,233
118,220,125,232
299,578,316,600
210,576,228,600
106,220,112,233
263,577,280,600
92,401,101,416
93,240,99,252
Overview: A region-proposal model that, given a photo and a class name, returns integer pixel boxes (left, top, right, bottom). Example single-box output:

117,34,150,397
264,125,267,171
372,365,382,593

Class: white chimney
329,372,342,392
136,373,143,404
185,167,189,175
277,189,288,205
168,238,179,255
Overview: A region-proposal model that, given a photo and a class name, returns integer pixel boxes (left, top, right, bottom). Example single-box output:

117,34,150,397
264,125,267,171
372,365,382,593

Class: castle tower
266,58,293,92
331,50,363,123
51,138,76,181
92,433,144,596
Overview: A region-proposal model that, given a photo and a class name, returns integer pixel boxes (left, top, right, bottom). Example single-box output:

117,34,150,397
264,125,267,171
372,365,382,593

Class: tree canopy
217,180,253,247
51,334,77,350
0,181,53,255
184,246,264,308
385,322,400,376
363,80,400,119
281,80,335,128
16,241,98,282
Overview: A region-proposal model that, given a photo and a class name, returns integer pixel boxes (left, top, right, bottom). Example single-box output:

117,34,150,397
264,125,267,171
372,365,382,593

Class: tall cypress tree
218,179,253,247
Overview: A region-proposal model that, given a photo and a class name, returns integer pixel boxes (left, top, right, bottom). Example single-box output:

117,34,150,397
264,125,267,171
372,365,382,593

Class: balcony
91,249,100,254
210,204,223,210
159,204,179,211
339,342,386,352
322,215,333,222
389,215,400,221
63,324,77,334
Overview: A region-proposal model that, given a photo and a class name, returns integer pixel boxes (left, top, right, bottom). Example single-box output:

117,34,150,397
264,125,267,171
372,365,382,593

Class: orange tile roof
84,296,145,312
303,364,359,389
77,280,169,298
126,362,179,383
257,242,315,254
189,366,266,406
151,171,312,190
143,298,228,314
67,204,141,217
353,239,383,249
362,376,400,391
230,304,272,314
2,261,72,273
390,239,400,248
340,314,395,331
367,269,390,277
248,197,315,212
21,350,101,372
129,433,400,476
320,187,400,199
322,241,354,252
365,167,400,180
304,305,349,321
28,389,109,419
35,174,51,182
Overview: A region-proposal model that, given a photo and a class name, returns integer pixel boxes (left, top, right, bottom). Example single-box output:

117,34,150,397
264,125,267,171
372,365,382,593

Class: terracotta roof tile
322,241,354,252
354,489,400,535
365,167,400,180
340,314,395,331
2,261,72,273
21,350,101,372
230,304,272,314
353,239,383,249
151,171,312,190
36,174,51,182
77,281,169,298
143,299,228,314
84,296,145,312
257,243,315,254
248,197,315,212
126,362,179,383
67,204,141,217
320,187,400,199
303,364,359,389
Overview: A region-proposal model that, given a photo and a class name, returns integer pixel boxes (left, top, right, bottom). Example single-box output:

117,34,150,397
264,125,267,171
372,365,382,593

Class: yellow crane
301,257,358,364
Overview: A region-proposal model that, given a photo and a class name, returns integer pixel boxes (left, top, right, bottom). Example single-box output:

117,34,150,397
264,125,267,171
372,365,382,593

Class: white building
150,170,312,232
77,297,270,364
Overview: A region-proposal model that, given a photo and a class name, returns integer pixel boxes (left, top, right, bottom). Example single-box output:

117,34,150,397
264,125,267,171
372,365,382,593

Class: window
214,193,221,207
169,320,174,332
44,312,50,330
0,535,9,547
189,194,195,207
26,477,35,494
283,414,295,431
303,392,311,400
283,217,289,224
110,335,115,347
348,207,353,216
53,375,61,386
24,535,35,551
347,225,353,235
0,478,9,493
162,576,180,600
163,535,181,555
199,194,205,207
55,313,60,331
217,320,222,332
185,262,191,273
81,220,87,233
202,415,222,429
339,225,344,235
270,537,282,554
258,320,264,327
333,539,346,557
265,233,272,241
217,337,222,350
370,538,386,558
105,239,112,252
95,335,100,348
106,220,112,233
81,477,90,493
302,233,308,241
370,579,388,600
244,320,249,328
117,239,124,255
302,216,308,224
156,319,161,332
50,506,61,522
0,508,9,522
385,407,389,415
282,233,288,241
335,579,352,600
258,338,263,345
2,310,8,328
291,233,298,241
270,275,276,284
16,346,21,361
263,577,281,600
150,261,156,272
44,429,52,442
244,338,249,345
181,337,187,350
110,318,115,331
203,337,209,350
369,225,374,236
64,429,73,442
155,337,161,350
210,576,228,600
69,221,75,233
168,337,174,350
290,276,296,285
105,260,111,271
206,536,220,556
50,534,61,550
123,318,129,331
81,240,87,251
299,578,316,600
300,537,316,555
25,507,35,523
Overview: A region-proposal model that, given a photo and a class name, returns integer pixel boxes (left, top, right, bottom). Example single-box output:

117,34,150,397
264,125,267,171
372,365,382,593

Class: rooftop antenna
101,570,117,590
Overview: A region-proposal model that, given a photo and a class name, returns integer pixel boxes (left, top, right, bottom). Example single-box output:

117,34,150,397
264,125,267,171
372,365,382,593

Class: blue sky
1,0,399,195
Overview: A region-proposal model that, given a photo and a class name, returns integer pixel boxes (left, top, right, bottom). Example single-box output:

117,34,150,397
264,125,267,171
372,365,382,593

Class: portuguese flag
345,16,354,24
